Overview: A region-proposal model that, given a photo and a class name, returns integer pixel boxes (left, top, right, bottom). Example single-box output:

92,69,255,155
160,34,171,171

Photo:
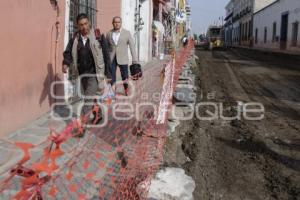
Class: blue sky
190,0,228,34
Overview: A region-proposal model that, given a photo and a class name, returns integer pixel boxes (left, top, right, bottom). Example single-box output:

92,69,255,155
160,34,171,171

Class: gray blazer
107,29,138,65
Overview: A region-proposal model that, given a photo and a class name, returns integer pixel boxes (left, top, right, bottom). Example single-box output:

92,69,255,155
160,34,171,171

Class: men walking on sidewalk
107,16,138,95
62,13,109,132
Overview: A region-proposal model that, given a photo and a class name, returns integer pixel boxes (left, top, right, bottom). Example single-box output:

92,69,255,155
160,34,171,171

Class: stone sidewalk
0,43,195,199
0,58,169,199
0,58,165,173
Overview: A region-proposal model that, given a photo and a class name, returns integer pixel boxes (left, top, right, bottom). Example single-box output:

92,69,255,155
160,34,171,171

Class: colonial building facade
253,0,300,53
0,0,187,137
224,0,276,47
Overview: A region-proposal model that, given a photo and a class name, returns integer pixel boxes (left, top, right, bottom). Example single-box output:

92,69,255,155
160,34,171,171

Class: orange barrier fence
0,42,194,200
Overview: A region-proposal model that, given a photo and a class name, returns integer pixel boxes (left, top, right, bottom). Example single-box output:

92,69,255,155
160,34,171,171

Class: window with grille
245,22,249,40
291,21,299,47
255,28,258,44
272,22,276,42
264,27,267,43
248,21,251,39
68,0,97,39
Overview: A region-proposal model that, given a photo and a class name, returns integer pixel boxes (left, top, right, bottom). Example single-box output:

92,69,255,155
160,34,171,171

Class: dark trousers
80,76,98,116
111,56,129,90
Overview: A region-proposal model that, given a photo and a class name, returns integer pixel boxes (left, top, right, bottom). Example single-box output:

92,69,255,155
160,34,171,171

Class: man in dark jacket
62,13,110,132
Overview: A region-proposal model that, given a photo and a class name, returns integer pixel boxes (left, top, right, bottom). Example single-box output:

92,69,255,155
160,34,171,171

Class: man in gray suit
107,16,138,95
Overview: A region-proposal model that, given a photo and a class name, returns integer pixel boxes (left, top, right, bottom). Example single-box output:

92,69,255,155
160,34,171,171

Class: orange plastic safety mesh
0,42,193,200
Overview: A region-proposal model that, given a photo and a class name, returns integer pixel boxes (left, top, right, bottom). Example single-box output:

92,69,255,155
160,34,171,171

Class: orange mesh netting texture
0,42,193,200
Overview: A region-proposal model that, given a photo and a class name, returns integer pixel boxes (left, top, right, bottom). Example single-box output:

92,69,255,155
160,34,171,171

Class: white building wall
139,0,152,62
253,0,300,52
121,0,152,63
231,0,253,46
121,0,136,33
232,21,240,42
228,0,277,46
224,0,234,46
121,0,137,63
254,0,277,13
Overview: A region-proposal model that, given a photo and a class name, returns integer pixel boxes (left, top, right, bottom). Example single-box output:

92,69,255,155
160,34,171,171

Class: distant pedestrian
182,35,188,47
106,16,138,96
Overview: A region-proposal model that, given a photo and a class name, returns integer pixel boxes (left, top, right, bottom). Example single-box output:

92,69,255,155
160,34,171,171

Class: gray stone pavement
0,58,168,199
0,58,164,171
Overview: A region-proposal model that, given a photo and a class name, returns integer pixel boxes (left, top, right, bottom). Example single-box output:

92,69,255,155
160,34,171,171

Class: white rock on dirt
148,167,195,200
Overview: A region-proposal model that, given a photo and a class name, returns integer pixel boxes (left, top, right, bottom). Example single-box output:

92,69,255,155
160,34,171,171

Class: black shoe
91,104,103,125
91,110,103,125
124,88,129,96
72,117,87,138
73,126,86,138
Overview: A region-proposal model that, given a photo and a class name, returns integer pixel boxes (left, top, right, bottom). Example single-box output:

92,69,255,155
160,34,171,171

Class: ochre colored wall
0,1,66,137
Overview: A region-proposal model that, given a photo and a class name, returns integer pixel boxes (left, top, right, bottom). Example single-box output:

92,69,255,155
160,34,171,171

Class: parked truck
207,25,224,50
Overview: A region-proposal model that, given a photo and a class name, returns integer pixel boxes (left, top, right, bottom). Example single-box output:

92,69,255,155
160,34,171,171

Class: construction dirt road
180,48,300,200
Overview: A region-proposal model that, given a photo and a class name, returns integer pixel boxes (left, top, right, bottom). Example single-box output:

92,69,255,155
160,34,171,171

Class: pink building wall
0,1,66,137
97,0,121,34
0,0,122,137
